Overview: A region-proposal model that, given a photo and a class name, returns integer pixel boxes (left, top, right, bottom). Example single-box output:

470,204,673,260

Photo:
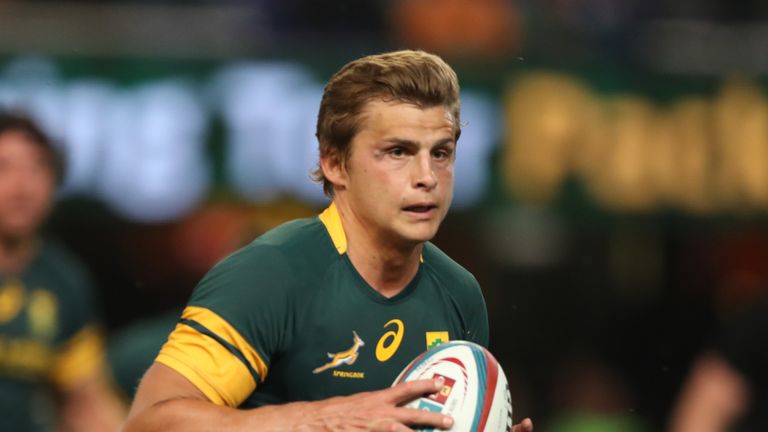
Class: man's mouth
403,204,437,213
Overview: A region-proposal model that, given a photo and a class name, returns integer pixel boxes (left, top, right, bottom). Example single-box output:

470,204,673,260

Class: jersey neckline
341,253,422,305
316,202,423,304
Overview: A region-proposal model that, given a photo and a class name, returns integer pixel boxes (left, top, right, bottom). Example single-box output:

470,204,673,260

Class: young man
0,113,124,431
126,50,533,431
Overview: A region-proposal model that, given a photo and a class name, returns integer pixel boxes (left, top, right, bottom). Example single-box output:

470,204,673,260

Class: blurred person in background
125,50,533,431
670,297,768,432
670,234,768,432
546,354,648,432
0,113,124,431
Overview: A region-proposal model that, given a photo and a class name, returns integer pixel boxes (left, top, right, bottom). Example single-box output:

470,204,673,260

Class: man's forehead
357,99,457,132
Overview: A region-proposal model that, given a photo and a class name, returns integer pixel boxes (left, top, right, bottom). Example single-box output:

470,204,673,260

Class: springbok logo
313,331,365,374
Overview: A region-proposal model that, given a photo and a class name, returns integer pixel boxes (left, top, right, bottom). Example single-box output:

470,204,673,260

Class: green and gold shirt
157,203,488,408
0,240,102,431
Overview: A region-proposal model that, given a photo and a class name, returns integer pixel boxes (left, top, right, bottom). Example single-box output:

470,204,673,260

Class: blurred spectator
670,298,768,432
0,112,123,431
546,355,649,432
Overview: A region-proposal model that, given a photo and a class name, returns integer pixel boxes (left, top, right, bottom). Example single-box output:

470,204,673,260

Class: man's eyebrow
432,137,455,147
383,137,455,147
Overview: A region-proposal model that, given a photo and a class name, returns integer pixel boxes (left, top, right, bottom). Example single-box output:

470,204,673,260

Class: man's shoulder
186,217,334,349
422,241,479,291
238,216,334,266
422,242,488,346
201,216,334,291
252,216,328,251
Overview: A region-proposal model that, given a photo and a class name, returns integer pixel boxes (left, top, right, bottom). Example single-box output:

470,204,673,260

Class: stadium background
3,0,768,430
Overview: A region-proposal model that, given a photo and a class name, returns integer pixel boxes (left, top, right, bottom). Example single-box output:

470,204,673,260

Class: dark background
3,0,768,430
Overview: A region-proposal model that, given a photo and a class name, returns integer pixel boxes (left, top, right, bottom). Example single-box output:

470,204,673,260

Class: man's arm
124,362,454,432
669,353,750,432
57,372,126,432
49,324,126,432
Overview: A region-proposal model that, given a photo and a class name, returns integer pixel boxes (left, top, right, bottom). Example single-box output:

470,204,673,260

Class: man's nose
412,153,437,190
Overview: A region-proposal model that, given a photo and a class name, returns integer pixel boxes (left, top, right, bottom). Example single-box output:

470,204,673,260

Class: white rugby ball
392,340,513,432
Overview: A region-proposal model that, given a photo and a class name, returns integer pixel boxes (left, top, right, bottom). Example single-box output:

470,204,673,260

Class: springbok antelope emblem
313,331,365,374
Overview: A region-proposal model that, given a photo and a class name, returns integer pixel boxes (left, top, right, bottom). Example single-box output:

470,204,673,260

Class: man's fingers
368,418,413,432
386,378,443,404
512,418,534,432
392,406,453,430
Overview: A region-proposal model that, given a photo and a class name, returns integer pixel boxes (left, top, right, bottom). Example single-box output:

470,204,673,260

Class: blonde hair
313,50,461,197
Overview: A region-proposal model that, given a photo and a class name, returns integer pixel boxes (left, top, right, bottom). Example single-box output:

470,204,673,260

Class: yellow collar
318,202,347,254
318,202,424,263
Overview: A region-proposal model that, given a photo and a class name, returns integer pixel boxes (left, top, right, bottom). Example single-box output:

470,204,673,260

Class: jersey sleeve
465,276,490,347
50,326,106,389
155,244,295,407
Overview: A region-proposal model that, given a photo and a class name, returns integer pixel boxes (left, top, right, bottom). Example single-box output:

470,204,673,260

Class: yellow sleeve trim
50,326,105,389
156,323,256,407
318,202,347,254
154,306,268,407
181,306,268,380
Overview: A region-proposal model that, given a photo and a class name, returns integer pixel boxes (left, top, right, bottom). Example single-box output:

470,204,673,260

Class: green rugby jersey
0,240,102,432
157,203,489,408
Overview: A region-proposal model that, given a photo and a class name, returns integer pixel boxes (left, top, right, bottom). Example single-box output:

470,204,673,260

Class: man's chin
0,222,40,240
400,227,439,245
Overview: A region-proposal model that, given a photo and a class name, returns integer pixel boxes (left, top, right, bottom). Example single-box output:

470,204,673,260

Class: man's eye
433,149,452,160
389,147,406,157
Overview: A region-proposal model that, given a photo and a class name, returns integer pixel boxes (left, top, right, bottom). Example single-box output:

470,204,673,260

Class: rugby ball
393,340,513,432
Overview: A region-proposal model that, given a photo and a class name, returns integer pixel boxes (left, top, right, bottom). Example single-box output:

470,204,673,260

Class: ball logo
428,373,455,405
393,341,513,432
376,319,404,362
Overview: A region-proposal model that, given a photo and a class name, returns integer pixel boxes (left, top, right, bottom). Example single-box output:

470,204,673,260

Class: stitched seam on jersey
179,319,262,385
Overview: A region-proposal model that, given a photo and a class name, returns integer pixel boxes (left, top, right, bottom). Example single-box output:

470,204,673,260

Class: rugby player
126,50,533,432
0,113,124,431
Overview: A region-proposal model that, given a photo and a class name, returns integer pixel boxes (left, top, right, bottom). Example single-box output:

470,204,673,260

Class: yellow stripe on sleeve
50,326,105,389
181,306,268,381
154,306,268,407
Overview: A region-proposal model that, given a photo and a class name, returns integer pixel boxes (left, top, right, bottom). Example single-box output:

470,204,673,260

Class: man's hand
297,378,454,431
512,417,534,432
128,362,527,432
126,363,454,432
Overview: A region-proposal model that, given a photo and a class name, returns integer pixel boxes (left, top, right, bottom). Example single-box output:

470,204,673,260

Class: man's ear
319,148,347,191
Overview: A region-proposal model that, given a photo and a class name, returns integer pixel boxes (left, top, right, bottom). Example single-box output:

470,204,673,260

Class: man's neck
0,234,38,275
334,200,422,298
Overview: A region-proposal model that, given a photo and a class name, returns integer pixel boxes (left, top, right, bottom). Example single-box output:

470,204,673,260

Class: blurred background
3,0,768,430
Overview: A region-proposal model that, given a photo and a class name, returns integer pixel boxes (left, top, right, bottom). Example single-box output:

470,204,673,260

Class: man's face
0,131,56,240
336,99,456,248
